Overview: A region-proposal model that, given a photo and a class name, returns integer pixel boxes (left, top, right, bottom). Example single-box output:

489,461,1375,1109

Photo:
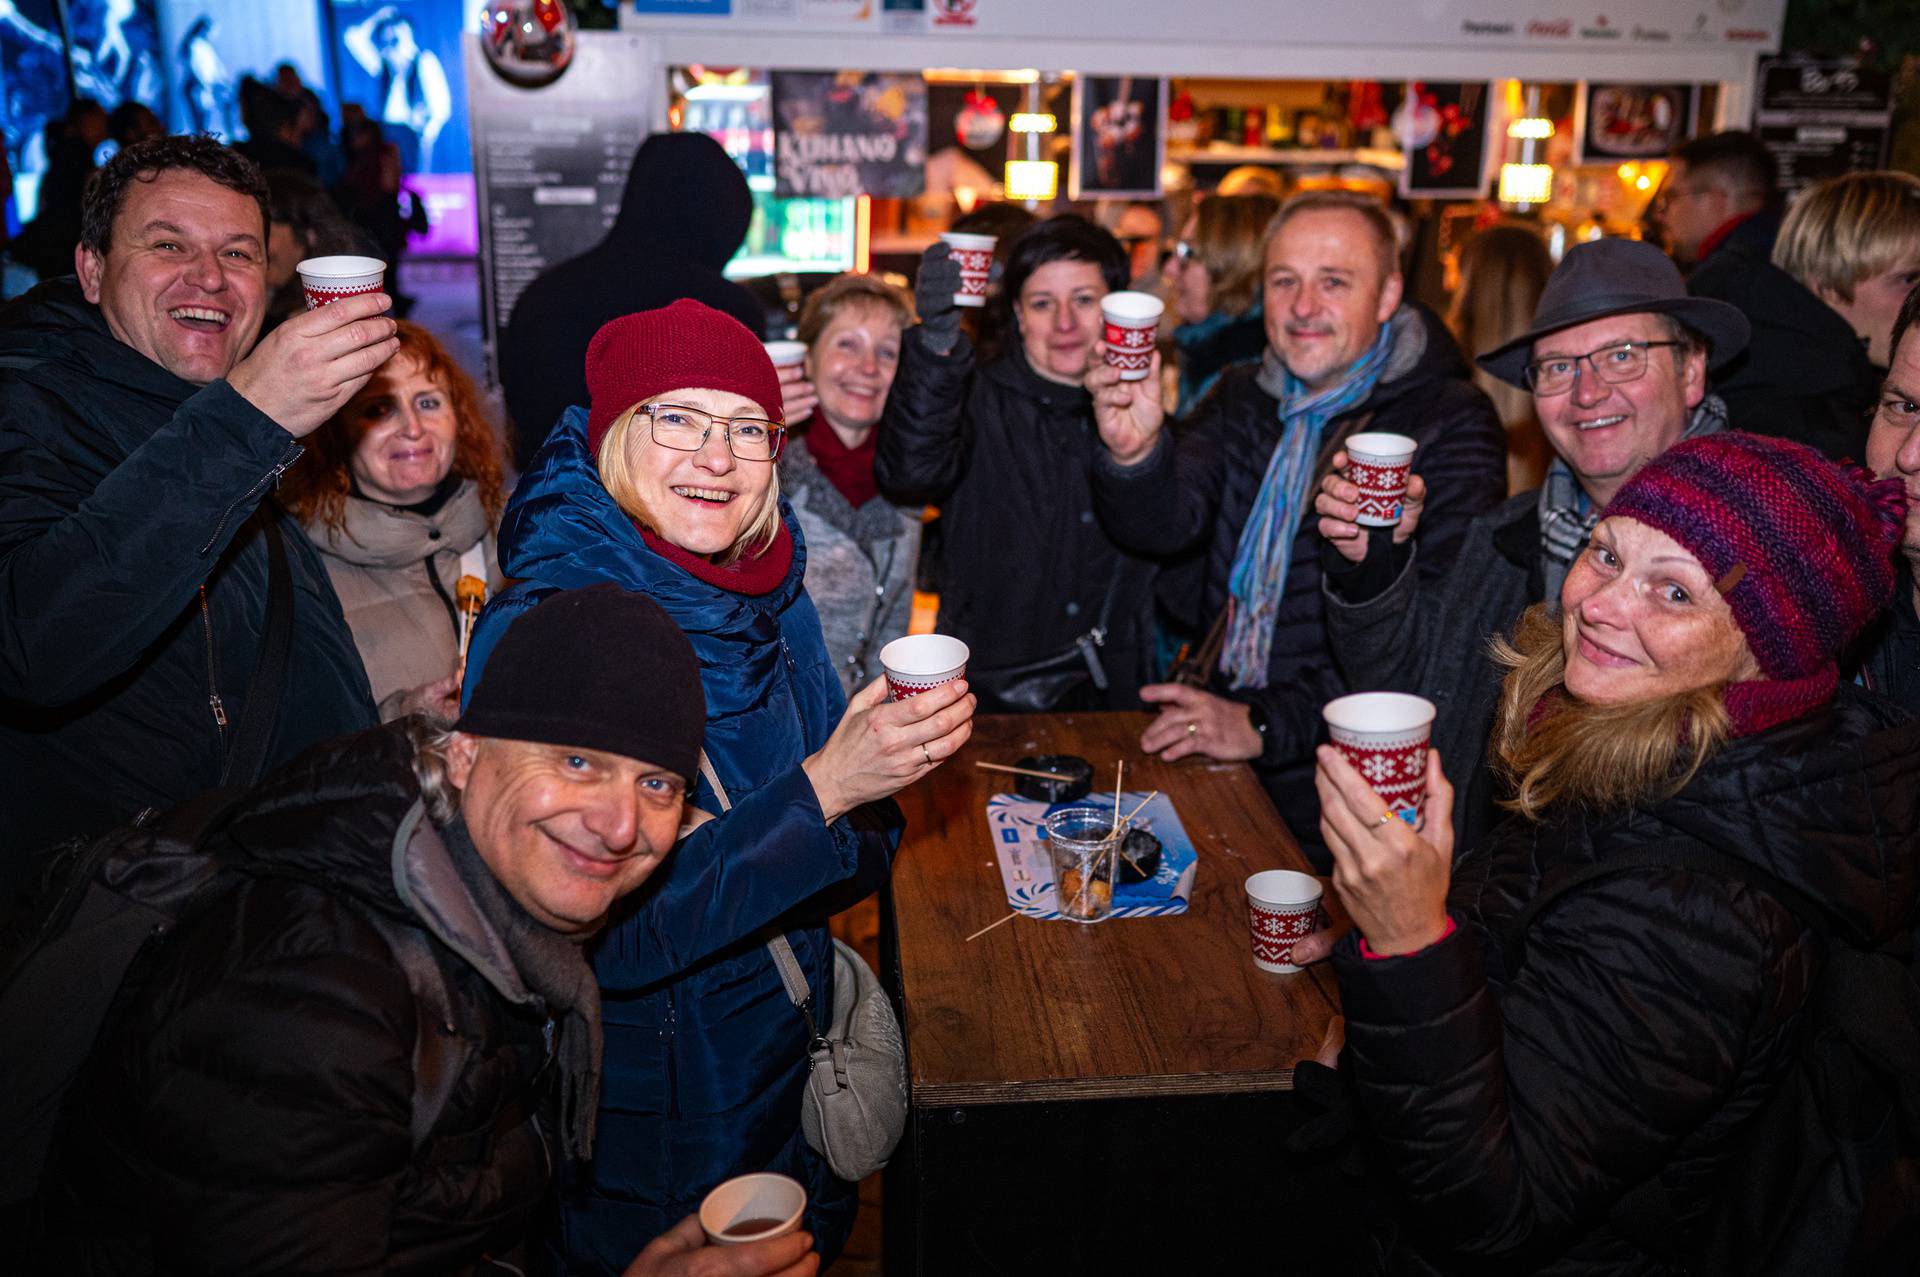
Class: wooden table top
890,712,1342,1107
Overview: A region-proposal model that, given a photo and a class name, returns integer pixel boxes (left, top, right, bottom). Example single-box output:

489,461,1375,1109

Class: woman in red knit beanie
465,298,976,1272
1295,432,1920,1273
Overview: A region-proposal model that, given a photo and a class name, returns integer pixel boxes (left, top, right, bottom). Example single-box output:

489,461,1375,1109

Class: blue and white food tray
986,790,1199,921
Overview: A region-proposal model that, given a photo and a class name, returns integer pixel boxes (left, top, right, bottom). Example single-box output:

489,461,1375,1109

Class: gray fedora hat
1477,237,1751,389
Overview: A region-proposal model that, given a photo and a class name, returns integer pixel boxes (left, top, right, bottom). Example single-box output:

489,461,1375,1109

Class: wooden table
880,712,1348,1274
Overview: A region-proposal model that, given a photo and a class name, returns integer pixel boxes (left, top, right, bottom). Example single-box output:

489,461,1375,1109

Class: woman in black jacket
1307,432,1918,1275
875,215,1161,713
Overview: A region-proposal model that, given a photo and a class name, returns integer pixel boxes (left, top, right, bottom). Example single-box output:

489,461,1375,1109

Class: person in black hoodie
1690,169,1920,462
501,132,764,471
0,136,389,866
1303,433,1918,1275
1087,191,1505,859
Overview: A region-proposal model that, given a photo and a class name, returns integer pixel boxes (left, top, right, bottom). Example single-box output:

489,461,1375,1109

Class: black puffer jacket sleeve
1087,411,1225,560
1334,869,1800,1267
873,326,976,506
0,377,299,703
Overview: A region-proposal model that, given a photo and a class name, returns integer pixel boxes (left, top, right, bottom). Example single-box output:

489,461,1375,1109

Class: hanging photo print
1071,75,1166,200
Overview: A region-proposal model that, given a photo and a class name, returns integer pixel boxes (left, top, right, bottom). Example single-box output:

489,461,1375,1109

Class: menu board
465,32,654,383
1753,57,1892,191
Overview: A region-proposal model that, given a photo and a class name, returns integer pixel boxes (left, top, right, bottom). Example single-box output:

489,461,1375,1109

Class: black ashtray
1118,828,1162,884
1013,754,1093,804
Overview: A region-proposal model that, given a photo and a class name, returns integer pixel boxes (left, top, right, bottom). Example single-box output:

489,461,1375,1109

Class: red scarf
638,520,794,597
803,424,879,511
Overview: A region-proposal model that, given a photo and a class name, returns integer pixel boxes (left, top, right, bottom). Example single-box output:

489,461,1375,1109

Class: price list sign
466,33,655,382
1754,58,1892,192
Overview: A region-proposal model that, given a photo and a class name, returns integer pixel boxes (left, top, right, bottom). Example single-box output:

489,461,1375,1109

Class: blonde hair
1489,603,1732,820
596,402,783,567
1267,189,1401,283
796,272,915,347
1193,192,1280,318
1773,170,1920,303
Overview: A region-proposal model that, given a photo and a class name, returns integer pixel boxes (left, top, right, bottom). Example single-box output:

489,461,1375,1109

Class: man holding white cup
1312,237,1750,853
1086,190,1505,865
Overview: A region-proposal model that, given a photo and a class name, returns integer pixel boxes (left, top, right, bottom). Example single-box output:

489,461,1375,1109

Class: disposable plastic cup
1323,692,1437,830
699,1172,806,1246
1045,806,1124,923
296,255,386,310
763,340,808,368
939,231,996,307
1344,432,1418,528
1245,870,1325,972
878,634,969,701
1100,290,1165,381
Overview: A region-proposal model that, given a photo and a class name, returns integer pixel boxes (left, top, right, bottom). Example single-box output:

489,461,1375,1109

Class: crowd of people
0,111,1917,1276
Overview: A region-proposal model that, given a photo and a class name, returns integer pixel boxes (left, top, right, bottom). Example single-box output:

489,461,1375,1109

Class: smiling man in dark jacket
500,132,765,470
1087,191,1506,859
0,135,392,866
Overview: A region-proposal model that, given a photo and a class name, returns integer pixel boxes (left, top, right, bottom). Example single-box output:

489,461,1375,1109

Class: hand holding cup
802,671,976,824
227,290,398,439
1314,448,1428,564
914,242,966,356
1087,347,1165,466
765,342,816,427
620,1210,818,1277
1314,742,1453,957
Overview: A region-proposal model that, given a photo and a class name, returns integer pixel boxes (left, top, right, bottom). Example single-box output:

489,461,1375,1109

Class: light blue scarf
1222,324,1395,689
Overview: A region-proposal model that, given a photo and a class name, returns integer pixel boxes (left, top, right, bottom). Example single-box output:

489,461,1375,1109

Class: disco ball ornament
480,0,576,88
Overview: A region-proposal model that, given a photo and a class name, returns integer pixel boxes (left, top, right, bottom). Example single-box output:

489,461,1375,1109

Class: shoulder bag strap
219,512,295,787
700,749,823,1034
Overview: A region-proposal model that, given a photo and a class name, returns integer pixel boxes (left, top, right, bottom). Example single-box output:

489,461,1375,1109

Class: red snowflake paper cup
1100,290,1164,381
1344,432,1418,528
297,255,387,310
1323,691,1438,830
939,232,996,308
1245,870,1325,973
762,340,807,369
878,634,969,701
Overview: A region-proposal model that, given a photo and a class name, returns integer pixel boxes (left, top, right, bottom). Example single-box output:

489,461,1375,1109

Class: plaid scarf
1223,324,1395,689
1536,393,1728,601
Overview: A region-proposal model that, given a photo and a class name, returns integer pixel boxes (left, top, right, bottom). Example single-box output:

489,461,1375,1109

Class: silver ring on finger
922,742,934,766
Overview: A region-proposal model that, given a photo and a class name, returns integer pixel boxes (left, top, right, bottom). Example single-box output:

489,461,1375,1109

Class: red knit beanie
1603,432,1908,685
584,299,784,460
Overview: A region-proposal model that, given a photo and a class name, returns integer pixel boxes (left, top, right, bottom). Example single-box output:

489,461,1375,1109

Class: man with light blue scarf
1088,191,1506,864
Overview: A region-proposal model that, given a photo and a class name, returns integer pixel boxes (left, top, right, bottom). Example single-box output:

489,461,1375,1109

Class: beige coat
298,481,502,717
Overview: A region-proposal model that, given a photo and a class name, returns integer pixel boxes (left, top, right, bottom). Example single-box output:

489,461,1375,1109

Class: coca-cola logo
1526,18,1572,37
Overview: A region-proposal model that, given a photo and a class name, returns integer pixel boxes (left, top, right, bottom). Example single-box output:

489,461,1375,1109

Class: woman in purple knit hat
1299,431,1920,1274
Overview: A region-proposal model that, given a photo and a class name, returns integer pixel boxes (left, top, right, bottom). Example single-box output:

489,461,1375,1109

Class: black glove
914,241,965,356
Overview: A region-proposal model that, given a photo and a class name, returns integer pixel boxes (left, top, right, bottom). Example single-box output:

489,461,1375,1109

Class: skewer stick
1119,790,1159,825
974,761,1087,782
964,910,1021,942
1111,761,1124,836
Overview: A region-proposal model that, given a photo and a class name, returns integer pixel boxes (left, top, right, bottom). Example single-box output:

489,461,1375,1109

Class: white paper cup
1245,870,1324,973
1344,432,1418,528
1100,290,1165,381
296,255,387,310
940,231,996,308
1323,692,1437,830
763,340,808,368
879,634,969,701
699,1172,806,1246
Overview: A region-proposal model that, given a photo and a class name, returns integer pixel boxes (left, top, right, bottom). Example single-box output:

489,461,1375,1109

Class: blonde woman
1300,433,1918,1272
462,299,973,1274
1447,222,1553,492
1165,192,1279,412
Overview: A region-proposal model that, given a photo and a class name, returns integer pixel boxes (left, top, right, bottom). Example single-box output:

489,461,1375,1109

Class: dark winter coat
499,133,765,471
37,723,556,1275
875,330,1162,712
1323,490,1541,854
1089,305,1506,855
1335,686,1920,1275
0,279,376,864
1687,241,1878,461
1859,563,1920,711
1171,305,1267,413
464,407,897,1273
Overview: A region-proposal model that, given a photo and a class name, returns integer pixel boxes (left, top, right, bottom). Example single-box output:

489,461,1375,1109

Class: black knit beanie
457,584,706,783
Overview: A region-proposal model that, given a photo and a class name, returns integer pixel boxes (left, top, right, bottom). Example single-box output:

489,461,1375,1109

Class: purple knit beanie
1602,432,1908,685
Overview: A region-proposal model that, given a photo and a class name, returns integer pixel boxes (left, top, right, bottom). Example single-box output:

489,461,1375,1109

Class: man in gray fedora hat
1309,237,1751,850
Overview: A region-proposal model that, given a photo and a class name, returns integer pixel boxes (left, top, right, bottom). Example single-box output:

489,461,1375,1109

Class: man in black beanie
35,585,822,1277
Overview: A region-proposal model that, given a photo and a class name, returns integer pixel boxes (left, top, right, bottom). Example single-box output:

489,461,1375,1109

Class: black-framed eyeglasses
1524,340,1685,396
639,402,785,461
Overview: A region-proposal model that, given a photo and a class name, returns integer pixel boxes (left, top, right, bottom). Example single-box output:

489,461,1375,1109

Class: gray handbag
697,753,909,1182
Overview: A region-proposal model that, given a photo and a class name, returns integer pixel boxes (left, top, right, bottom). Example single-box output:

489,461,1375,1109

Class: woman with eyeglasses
1165,192,1279,413
463,299,975,1274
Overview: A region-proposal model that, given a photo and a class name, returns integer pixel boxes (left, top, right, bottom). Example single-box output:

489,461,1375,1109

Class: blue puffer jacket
463,407,896,1273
